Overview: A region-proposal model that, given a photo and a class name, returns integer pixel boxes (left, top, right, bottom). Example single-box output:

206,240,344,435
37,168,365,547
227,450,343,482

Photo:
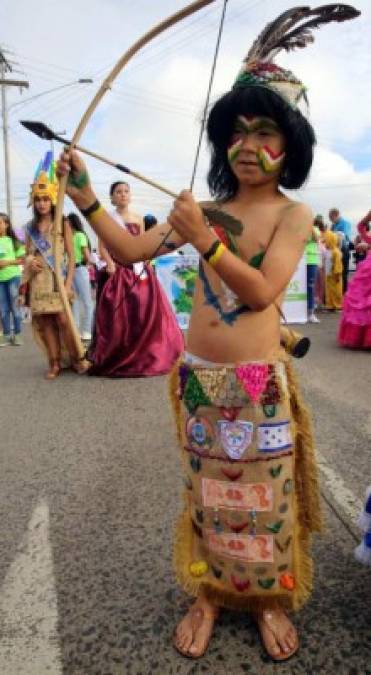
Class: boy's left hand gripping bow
52,0,217,359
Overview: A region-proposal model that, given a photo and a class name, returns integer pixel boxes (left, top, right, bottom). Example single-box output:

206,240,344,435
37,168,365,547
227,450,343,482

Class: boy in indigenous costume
57,4,359,661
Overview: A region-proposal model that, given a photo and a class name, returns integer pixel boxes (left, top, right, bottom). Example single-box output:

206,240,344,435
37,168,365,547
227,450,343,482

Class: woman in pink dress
88,181,183,376
338,211,371,349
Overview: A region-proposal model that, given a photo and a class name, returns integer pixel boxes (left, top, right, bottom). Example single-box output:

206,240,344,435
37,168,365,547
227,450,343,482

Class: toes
260,626,281,658
276,631,291,655
174,620,192,653
277,626,297,656
188,629,208,657
179,627,193,651
268,639,281,658
175,630,192,654
286,627,297,650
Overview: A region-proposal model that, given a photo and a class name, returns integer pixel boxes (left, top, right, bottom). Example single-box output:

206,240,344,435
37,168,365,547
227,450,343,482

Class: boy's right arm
57,149,185,264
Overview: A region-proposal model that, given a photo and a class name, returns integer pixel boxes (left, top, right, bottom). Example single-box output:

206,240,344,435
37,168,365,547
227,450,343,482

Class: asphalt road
0,313,370,675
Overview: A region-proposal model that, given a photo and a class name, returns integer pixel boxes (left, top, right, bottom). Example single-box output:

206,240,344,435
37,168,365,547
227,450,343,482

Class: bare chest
215,210,279,262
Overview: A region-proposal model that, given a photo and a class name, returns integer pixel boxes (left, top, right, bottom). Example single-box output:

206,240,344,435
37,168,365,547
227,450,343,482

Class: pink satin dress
88,221,184,377
338,252,371,349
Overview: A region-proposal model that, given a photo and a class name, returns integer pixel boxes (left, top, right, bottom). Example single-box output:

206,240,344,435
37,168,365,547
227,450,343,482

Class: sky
1,0,371,239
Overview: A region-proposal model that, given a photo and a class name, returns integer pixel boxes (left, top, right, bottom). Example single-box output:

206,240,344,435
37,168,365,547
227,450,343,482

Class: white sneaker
81,331,92,341
308,314,320,323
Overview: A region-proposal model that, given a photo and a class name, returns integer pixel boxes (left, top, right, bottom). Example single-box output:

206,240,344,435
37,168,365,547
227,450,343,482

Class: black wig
207,86,316,201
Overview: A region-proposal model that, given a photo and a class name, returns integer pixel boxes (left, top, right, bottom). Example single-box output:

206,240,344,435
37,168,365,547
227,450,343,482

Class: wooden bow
53,0,217,358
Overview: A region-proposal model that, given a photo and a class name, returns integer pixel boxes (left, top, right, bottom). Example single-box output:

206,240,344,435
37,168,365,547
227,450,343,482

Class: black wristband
203,239,220,262
80,200,101,217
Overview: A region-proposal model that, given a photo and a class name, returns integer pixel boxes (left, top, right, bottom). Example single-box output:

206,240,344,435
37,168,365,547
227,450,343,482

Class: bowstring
99,0,229,311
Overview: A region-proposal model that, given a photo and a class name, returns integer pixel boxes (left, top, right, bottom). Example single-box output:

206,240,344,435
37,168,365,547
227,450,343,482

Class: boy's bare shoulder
277,200,313,239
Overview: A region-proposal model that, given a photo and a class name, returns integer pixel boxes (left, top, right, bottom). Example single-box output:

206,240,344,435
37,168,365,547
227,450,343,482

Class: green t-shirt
73,231,88,265
305,227,320,265
0,236,24,282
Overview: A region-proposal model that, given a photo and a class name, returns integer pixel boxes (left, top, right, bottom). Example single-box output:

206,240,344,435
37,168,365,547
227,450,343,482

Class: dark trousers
307,264,318,314
342,248,350,294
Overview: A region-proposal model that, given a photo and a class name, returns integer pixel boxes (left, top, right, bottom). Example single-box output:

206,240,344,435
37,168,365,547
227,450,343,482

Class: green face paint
68,170,89,189
235,115,280,135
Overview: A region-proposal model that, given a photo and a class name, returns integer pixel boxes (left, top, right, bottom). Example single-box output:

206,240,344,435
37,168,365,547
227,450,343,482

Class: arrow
20,120,178,199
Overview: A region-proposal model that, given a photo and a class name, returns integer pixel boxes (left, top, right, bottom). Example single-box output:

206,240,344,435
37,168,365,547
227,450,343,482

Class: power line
9,78,93,111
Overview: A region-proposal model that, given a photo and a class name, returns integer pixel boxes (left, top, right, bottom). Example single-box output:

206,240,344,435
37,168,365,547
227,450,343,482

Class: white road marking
0,458,362,675
0,499,62,675
317,450,363,523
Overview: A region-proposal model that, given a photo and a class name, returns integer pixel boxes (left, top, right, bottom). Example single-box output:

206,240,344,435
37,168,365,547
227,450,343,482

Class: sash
27,225,57,272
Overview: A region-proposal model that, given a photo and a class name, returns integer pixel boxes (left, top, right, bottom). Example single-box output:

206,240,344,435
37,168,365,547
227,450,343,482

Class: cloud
298,146,371,230
1,0,371,230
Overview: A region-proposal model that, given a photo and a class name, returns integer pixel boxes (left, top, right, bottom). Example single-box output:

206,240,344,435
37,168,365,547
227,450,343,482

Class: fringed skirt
169,351,322,612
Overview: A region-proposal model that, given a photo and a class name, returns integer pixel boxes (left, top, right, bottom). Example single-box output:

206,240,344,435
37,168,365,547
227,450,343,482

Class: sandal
71,357,91,375
173,602,219,659
255,609,299,662
46,360,61,380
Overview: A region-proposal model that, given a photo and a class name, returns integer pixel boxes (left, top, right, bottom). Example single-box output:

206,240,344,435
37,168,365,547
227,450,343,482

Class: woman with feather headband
57,3,359,662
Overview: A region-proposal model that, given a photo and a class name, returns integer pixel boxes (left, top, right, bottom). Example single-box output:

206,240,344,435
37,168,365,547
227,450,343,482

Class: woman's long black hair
207,85,316,201
0,212,23,250
68,212,92,251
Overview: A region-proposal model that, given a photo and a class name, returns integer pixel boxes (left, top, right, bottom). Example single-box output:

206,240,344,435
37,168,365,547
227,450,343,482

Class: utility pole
0,49,29,221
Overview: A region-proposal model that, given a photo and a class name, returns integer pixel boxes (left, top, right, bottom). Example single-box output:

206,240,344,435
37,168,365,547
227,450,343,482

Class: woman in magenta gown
88,181,183,376
338,212,371,349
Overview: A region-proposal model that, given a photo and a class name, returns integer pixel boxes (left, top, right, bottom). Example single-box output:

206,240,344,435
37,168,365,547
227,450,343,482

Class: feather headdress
233,4,360,108
29,150,59,206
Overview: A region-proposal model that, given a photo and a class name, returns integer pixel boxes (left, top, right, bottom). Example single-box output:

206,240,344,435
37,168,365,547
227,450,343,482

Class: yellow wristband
208,241,226,267
87,205,105,224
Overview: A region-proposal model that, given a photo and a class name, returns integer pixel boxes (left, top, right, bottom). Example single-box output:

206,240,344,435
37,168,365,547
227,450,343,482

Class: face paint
236,115,280,134
228,116,285,174
256,145,286,174
227,138,243,164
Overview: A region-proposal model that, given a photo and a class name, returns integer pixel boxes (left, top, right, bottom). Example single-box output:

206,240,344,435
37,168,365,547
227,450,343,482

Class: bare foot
45,360,61,380
256,608,299,661
173,598,218,658
71,358,90,375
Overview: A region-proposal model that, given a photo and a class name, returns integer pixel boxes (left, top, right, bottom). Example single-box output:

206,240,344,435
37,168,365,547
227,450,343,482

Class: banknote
202,478,273,511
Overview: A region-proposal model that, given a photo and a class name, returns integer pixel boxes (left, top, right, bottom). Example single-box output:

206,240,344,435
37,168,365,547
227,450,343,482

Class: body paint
199,261,250,326
68,170,89,189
